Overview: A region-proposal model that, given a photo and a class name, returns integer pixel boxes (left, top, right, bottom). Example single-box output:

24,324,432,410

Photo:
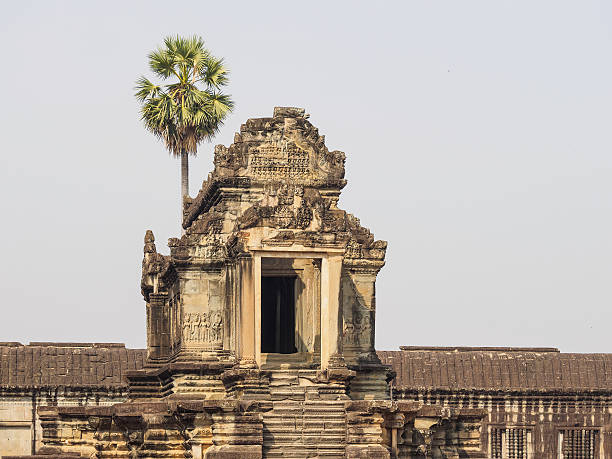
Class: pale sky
0,1,610,352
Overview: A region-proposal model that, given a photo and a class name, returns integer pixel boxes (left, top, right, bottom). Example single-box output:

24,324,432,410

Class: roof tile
0,343,146,388
379,348,612,392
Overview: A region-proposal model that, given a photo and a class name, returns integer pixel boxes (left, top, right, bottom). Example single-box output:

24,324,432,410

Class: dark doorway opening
261,276,297,354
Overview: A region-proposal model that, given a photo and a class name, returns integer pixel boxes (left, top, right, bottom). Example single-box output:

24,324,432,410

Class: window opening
491,427,531,458
559,429,598,459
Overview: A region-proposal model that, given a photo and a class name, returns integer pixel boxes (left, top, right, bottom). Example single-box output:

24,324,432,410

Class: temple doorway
261,276,297,354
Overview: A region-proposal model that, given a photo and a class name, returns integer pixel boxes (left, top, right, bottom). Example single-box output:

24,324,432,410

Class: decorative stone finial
144,230,156,254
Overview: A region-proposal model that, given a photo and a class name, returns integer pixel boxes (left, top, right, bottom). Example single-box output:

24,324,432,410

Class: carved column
148,293,169,361
321,255,343,369
238,255,256,367
312,259,322,360
253,254,262,366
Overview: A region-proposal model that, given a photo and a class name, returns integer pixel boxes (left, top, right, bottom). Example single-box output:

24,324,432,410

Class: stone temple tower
30,108,486,459
138,106,390,394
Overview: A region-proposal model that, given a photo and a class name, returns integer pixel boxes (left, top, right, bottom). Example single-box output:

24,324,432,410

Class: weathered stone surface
381,347,612,457
204,445,261,459
135,107,390,385
0,108,489,458
5,108,612,458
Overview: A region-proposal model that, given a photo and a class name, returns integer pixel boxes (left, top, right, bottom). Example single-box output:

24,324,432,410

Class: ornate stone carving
344,309,372,345
249,141,310,178
29,108,491,459
345,240,363,259
182,311,223,343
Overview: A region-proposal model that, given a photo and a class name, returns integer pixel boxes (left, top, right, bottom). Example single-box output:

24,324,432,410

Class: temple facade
0,108,609,458
0,108,485,459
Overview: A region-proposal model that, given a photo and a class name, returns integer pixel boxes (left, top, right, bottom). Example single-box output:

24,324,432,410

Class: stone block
345,445,390,458
204,444,262,459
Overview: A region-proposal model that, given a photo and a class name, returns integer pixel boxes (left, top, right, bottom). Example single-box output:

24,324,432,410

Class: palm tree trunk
181,151,189,199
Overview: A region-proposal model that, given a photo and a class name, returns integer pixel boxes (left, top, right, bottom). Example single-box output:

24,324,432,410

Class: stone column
320,255,343,369
148,293,168,360
312,259,321,360
238,256,256,367
253,255,262,366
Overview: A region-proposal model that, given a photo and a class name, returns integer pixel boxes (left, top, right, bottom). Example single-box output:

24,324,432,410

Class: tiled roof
378,347,612,393
0,343,147,388
5,342,611,392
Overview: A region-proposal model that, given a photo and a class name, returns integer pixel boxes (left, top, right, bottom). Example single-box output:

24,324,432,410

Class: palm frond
135,34,235,157
201,56,229,89
207,91,234,117
134,77,161,102
148,48,177,79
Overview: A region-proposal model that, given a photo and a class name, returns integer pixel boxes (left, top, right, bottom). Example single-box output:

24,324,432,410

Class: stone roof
5,342,612,393
378,347,612,393
0,342,146,389
182,107,347,230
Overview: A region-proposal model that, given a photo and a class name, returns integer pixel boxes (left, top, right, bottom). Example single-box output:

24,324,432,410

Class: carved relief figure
183,312,223,343
210,311,222,342
343,308,372,345
249,141,310,178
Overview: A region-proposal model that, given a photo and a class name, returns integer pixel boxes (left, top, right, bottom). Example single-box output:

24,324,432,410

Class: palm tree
135,35,233,207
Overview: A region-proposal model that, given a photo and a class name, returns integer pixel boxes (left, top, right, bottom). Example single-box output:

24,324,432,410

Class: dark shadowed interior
261,276,297,354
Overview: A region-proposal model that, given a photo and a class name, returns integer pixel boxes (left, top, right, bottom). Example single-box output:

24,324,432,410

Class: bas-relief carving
342,275,375,350
249,141,310,178
181,279,224,345
345,240,362,259
343,309,372,346
170,293,181,351
184,280,200,294
182,312,223,343
193,238,226,258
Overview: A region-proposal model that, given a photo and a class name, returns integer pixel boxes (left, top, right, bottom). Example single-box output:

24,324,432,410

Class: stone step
263,448,345,458
263,433,346,445
264,416,346,431
267,406,345,417
268,370,318,379
262,397,347,455
270,391,306,401
269,375,300,386
264,450,345,457
263,431,347,441
304,407,346,414
267,405,345,413
303,406,346,411
268,389,310,397
268,384,307,391
264,429,347,438
263,416,346,427
266,407,304,416
268,368,318,374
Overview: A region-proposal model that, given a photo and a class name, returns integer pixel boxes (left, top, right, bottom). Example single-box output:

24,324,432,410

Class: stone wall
0,343,145,458
380,347,612,458
0,388,128,457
